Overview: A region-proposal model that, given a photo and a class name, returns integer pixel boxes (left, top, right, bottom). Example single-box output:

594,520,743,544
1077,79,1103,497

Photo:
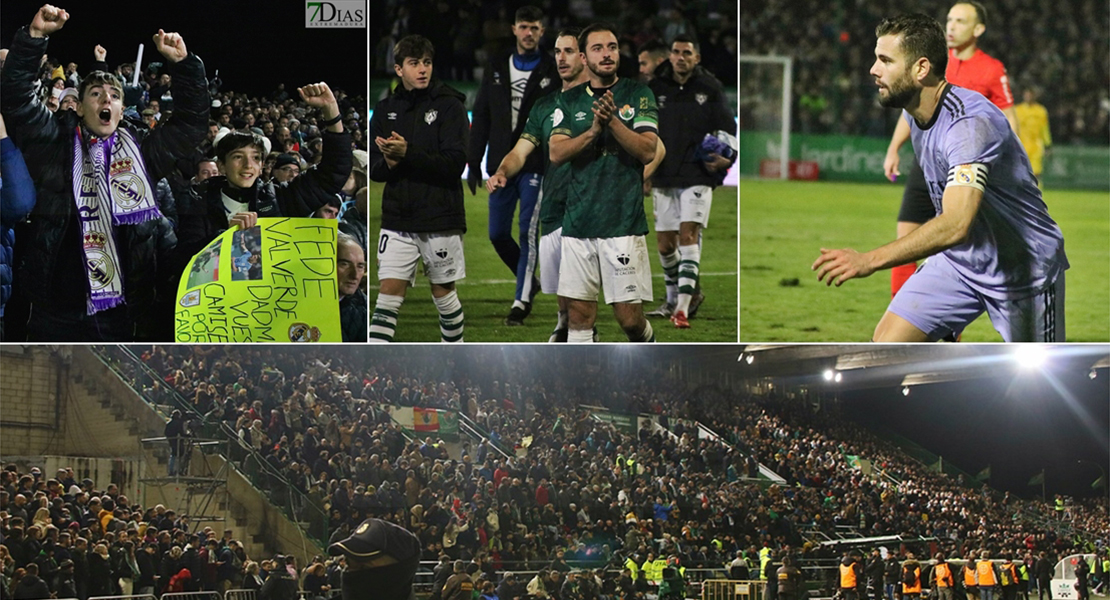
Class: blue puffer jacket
1,136,37,317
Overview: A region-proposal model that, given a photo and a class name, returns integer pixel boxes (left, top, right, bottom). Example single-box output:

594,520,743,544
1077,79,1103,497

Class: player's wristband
319,113,342,127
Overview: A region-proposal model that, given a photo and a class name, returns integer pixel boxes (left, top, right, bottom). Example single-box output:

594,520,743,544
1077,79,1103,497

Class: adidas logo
617,254,630,266
435,249,448,259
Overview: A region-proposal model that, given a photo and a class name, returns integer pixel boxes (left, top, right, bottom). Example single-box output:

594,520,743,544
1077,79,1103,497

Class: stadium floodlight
1014,345,1048,369
823,369,834,381
1090,369,1098,380
745,354,755,365
834,372,842,383
902,386,910,396
737,352,745,362
739,54,792,180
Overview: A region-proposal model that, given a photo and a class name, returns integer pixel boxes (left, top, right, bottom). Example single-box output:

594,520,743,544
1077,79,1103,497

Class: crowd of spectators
90,345,1107,599
0,462,351,600
739,0,1110,145
371,0,738,89
0,16,369,342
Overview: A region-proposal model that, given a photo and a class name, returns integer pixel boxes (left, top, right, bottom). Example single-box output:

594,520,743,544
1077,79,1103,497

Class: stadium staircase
80,346,327,564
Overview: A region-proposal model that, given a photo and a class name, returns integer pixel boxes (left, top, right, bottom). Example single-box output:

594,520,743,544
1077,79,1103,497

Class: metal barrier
89,596,157,600
225,591,258,600
702,580,768,600
162,593,223,600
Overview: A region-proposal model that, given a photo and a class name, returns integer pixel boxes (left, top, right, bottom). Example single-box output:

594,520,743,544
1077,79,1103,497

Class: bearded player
814,13,1067,342
883,2,1019,298
549,23,659,343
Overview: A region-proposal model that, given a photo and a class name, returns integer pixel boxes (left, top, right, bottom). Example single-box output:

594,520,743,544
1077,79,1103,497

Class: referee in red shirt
882,1,1019,298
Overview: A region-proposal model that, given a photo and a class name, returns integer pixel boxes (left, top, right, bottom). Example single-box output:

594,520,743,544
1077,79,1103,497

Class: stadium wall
739,131,1110,190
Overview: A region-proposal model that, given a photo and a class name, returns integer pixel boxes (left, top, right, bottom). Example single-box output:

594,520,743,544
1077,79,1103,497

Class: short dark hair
393,35,435,66
960,1,988,26
78,71,123,100
215,131,268,164
578,23,619,53
557,27,583,48
671,34,699,54
638,39,668,59
515,5,544,25
875,14,948,78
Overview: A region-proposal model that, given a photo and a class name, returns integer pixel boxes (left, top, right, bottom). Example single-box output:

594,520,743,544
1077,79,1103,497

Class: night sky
841,356,1110,501
1,0,366,99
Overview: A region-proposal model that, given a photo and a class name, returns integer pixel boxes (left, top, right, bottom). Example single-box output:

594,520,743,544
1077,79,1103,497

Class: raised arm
141,29,209,182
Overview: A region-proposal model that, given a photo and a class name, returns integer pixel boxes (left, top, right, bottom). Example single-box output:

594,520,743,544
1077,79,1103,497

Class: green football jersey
520,90,570,236
551,78,658,238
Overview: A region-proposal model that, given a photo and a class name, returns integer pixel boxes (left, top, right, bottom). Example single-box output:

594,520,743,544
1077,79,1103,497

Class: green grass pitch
369,182,738,342
739,180,1109,342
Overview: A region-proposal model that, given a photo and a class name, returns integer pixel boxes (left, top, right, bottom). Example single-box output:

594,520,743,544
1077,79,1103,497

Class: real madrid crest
695,93,707,105
425,109,438,124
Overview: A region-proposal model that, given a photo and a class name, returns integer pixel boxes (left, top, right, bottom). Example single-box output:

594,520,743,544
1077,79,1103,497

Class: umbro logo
435,249,448,259
387,112,397,120
616,253,630,266
575,111,587,121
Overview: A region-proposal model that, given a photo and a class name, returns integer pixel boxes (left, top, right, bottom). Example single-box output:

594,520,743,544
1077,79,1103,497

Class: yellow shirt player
1015,88,1052,185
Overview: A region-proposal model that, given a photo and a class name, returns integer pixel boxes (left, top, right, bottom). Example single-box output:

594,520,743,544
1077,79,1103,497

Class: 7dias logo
306,1,365,28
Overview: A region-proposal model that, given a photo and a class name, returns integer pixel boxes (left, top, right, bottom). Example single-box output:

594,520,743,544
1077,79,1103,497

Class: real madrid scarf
70,126,161,314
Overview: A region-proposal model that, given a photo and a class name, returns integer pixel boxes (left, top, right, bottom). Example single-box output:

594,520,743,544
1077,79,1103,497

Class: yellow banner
175,218,342,342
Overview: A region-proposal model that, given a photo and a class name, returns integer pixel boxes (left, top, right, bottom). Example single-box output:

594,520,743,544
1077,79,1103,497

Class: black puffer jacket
174,129,353,269
0,27,208,338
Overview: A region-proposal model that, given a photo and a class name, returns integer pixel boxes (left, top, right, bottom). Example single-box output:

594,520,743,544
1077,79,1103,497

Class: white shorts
539,227,563,295
559,235,653,304
376,228,466,285
653,185,712,231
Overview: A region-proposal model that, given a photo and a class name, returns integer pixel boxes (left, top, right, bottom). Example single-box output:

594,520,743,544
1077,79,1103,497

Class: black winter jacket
174,129,352,269
370,81,468,233
468,50,560,177
648,64,736,188
0,27,208,338
340,288,367,342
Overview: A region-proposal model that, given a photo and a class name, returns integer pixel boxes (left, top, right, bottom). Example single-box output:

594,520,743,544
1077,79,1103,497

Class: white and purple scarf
70,126,161,314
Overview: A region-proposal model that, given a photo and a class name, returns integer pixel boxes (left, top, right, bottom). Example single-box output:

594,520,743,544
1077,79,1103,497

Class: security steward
933,553,956,600
441,560,474,600
902,553,922,600
841,551,864,600
327,517,422,600
777,555,803,600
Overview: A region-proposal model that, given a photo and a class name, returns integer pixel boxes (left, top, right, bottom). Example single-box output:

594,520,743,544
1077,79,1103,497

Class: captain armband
947,163,988,192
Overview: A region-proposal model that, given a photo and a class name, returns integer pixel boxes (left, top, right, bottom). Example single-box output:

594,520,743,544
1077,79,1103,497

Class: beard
878,70,917,109
587,58,617,80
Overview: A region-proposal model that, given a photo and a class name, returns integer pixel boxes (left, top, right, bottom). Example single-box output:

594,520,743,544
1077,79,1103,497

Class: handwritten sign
175,218,342,342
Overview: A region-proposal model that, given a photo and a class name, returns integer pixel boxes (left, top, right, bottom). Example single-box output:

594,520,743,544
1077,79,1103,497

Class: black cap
327,518,420,562
274,153,300,170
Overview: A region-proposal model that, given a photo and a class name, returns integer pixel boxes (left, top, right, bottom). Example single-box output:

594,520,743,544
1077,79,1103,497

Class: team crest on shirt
540,77,551,88
424,109,438,124
619,105,635,120
695,93,707,105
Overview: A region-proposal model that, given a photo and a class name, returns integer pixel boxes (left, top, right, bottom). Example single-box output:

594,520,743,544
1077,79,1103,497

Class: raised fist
93,44,106,62
297,82,338,111
153,29,188,63
30,4,69,38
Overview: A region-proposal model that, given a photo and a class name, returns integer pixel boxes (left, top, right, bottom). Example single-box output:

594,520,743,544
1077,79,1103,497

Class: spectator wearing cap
174,82,352,275
54,558,77,598
259,555,298,600
271,153,302,184
328,518,421,600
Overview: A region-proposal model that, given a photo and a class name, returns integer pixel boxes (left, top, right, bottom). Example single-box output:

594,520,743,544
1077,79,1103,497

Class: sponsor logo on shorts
616,253,630,265
624,284,638,293
444,268,457,277
435,248,448,259
432,248,455,270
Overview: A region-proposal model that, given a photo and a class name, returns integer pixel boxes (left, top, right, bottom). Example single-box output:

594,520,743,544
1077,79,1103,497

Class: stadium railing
88,595,157,600
89,346,331,548
456,411,515,458
701,579,767,600
224,591,257,600
162,592,222,600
